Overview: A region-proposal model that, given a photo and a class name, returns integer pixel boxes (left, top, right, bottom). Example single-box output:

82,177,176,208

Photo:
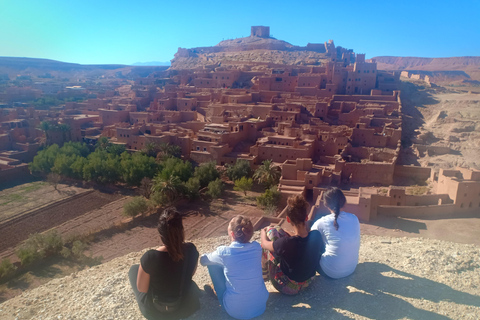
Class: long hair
323,187,346,231
157,208,185,262
286,194,308,226
229,215,253,243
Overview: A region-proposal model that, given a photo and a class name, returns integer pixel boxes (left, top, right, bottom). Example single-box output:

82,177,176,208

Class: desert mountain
373,56,480,81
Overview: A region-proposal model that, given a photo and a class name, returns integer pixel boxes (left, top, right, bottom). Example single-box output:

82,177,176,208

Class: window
196,146,200,151
203,147,207,151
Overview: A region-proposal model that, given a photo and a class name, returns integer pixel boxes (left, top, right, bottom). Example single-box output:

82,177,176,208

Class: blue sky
1,0,479,65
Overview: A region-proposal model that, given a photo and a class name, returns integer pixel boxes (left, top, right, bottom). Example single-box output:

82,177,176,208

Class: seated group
128,187,361,320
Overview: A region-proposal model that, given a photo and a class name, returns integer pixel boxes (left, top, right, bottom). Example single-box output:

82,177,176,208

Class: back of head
157,208,185,262
323,187,346,230
286,194,308,226
229,215,253,243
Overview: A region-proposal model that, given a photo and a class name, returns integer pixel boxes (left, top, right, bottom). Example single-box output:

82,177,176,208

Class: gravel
1,234,479,320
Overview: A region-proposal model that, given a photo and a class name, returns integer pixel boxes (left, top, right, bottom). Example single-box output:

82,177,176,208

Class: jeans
128,264,200,320
206,265,227,308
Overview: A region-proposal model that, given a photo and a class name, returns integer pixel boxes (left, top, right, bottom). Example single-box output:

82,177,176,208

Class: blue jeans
207,265,227,308
317,263,334,279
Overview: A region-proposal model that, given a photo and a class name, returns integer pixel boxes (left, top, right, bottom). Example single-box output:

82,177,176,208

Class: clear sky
1,0,479,65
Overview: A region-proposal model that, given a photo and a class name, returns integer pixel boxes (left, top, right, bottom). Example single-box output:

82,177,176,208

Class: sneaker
203,284,217,299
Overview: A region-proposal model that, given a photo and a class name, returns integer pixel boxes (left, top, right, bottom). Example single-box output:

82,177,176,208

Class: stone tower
251,26,270,38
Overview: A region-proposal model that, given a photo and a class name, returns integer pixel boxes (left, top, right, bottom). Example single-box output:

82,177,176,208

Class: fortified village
0,26,479,223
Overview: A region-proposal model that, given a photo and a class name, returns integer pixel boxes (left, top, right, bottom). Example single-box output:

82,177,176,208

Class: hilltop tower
251,26,270,38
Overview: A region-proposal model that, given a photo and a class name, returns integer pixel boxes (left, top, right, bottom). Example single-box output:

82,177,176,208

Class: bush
123,197,148,217
185,177,201,200
206,178,223,199
0,259,17,281
16,231,64,266
233,177,253,196
257,186,281,213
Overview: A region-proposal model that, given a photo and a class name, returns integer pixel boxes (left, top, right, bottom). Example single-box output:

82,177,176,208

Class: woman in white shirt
311,187,360,279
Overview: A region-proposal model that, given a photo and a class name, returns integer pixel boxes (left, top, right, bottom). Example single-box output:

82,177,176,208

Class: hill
0,57,169,79
373,56,480,81
1,234,478,320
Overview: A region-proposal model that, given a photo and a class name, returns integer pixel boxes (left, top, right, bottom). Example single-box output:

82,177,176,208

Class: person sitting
311,187,360,279
128,208,200,319
200,215,268,320
260,195,323,295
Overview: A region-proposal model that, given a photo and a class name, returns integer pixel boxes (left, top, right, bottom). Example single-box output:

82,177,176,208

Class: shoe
203,284,217,299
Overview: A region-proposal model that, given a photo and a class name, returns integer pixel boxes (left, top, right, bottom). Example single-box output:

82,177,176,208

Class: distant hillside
0,57,169,79
373,56,480,81
131,61,170,66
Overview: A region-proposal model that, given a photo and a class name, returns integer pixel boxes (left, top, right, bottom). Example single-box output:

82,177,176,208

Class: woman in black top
261,195,324,295
128,208,200,319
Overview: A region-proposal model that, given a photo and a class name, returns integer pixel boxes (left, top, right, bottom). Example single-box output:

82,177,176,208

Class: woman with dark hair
128,208,200,319
261,195,323,295
311,187,360,279
200,215,268,320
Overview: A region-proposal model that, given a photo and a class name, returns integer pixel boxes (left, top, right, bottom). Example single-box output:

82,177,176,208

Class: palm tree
253,159,281,189
157,142,182,160
39,121,51,145
58,123,71,143
151,175,185,205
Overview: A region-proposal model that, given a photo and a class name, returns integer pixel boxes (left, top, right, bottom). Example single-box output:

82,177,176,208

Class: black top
140,242,199,302
273,230,323,282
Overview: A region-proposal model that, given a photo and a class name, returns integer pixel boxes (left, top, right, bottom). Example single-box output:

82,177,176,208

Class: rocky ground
1,233,479,320
399,81,480,170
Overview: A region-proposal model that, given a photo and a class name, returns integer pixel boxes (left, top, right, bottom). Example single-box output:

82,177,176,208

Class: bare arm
136,264,150,293
260,228,275,253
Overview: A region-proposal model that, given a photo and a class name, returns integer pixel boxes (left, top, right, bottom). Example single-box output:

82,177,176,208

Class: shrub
123,197,148,217
257,186,281,213
185,177,201,200
206,178,223,199
16,231,63,266
0,259,17,281
234,177,253,196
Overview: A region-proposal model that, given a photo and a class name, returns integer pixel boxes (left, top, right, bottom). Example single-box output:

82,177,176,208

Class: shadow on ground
258,262,480,319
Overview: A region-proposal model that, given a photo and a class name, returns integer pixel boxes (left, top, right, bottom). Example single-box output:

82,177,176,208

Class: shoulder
341,211,360,222
184,242,199,258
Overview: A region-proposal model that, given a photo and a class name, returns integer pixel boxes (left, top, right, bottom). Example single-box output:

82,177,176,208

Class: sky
1,0,479,65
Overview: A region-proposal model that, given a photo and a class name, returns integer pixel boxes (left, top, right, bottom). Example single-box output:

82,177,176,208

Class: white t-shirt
311,211,360,279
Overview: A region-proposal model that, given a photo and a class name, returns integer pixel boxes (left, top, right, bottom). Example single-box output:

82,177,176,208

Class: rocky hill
170,35,341,69
373,56,480,81
1,233,479,320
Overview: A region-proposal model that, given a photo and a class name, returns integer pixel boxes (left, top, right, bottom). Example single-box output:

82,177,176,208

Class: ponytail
323,188,346,231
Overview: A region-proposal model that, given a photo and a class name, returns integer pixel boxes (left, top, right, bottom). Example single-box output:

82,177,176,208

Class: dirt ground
399,80,480,170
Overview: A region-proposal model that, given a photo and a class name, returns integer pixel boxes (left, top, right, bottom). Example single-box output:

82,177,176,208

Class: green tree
185,177,201,200
157,157,193,182
157,142,182,160
39,121,51,145
206,178,223,199
256,186,281,213
234,177,253,196
253,159,281,189
123,196,148,217
225,159,251,181
82,149,121,184
194,161,220,188
142,142,161,158
120,152,158,186
29,144,60,175
151,175,185,205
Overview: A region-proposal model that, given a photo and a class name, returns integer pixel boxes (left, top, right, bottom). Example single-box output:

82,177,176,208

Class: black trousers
128,265,201,320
